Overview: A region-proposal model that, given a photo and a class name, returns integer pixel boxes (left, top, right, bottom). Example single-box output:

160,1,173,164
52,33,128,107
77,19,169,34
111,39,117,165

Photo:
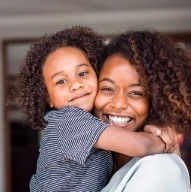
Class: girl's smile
43,47,98,111
69,92,91,102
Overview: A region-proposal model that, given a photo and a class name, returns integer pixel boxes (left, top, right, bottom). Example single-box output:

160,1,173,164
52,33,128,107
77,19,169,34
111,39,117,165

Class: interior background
0,0,191,191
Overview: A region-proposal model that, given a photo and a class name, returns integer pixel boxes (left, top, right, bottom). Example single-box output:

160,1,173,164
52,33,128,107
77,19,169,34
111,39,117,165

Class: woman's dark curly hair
14,26,104,130
101,29,191,139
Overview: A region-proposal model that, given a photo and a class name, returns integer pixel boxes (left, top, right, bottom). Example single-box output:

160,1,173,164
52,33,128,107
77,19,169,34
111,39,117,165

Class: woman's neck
112,152,132,174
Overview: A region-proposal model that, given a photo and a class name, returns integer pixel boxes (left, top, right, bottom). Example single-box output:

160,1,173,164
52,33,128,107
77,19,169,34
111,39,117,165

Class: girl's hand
144,125,180,156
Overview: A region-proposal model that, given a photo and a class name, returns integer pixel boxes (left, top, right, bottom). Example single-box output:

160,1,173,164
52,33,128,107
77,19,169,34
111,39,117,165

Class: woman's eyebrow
129,83,142,87
130,83,146,88
99,78,114,84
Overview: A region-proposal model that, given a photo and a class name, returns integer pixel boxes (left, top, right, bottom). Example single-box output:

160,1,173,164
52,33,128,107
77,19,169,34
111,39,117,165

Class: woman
94,30,191,191
14,26,172,191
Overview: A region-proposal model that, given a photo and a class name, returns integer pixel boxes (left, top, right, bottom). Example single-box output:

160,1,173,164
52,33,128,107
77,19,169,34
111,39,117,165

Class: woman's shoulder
115,153,186,175
137,153,188,175
114,154,190,192
132,154,190,188
142,153,185,165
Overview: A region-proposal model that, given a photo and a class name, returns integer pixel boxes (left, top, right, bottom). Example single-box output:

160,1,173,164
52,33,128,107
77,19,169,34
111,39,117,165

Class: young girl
14,26,172,191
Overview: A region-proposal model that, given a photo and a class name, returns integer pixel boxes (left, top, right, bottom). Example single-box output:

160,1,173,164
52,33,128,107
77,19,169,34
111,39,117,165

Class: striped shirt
30,107,113,192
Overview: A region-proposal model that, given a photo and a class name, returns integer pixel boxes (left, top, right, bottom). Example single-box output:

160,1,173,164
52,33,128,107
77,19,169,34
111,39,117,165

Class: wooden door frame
2,38,38,192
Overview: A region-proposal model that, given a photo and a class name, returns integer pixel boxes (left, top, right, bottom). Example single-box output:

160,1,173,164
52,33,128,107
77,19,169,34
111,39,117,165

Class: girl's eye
79,71,88,77
56,79,67,85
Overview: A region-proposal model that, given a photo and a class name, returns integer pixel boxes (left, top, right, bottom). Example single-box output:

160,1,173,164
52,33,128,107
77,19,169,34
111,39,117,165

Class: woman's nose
111,94,128,109
70,80,84,92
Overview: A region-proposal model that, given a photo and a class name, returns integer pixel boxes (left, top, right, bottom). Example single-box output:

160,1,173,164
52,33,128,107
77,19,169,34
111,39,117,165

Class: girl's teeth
109,115,130,124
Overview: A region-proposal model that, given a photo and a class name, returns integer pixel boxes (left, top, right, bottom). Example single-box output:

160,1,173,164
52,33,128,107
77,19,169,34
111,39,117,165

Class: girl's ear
46,96,54,108
49,101,54,108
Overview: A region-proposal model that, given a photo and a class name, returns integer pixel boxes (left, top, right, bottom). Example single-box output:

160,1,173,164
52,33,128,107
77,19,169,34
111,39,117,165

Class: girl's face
43,47,98,111
94,54,149,131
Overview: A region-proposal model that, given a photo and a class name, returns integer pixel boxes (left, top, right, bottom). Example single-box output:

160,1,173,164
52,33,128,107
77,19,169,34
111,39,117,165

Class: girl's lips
70,92,90,101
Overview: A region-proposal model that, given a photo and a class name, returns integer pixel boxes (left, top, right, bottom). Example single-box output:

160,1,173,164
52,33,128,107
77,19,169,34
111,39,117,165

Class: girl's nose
111,93,128,109
70,81,84,92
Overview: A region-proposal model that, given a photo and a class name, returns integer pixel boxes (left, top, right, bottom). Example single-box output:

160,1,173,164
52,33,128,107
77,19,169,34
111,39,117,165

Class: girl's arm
144,125,180,156
94,125,165,157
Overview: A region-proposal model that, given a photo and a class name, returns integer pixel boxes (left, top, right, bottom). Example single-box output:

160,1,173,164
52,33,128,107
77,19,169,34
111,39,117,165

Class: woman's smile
94,53,149,131
108,115,131,127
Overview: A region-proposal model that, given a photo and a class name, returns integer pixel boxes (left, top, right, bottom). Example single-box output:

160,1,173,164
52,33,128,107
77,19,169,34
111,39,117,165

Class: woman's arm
94,125,165,157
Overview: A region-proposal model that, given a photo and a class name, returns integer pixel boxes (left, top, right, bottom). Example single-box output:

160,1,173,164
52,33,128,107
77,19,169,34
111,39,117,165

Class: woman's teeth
108,115,131,124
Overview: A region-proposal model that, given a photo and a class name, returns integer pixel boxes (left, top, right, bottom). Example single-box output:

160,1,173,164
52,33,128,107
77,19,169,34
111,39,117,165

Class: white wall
0,8,191,191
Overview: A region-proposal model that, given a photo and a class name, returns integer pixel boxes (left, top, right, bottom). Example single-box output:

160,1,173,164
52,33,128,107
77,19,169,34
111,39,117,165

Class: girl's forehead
42,47,92,78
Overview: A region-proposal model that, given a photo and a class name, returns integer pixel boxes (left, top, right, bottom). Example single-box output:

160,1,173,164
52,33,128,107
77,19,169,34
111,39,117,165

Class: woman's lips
107,115,132,127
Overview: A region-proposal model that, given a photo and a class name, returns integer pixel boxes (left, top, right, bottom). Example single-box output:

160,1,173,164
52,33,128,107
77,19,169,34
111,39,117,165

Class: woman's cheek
94,93,107,116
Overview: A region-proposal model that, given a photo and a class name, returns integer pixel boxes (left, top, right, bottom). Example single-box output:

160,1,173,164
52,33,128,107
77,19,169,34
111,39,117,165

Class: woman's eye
100,87,114,93
129,91,144,97
79,71,88,77
56,79,67,85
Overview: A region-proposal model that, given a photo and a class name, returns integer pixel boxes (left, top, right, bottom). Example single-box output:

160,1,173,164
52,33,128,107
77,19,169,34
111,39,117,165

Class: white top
101,153,190,192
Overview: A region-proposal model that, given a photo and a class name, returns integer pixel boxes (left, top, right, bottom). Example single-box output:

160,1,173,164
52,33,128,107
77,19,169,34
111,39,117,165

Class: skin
94,53,180,170
43,47,98,111
94,53,157,169
43,48,165,157
94,53,149,131
43,47,178,156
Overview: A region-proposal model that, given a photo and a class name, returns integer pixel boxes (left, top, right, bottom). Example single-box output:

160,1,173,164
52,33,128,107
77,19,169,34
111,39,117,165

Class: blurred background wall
0,0,191,191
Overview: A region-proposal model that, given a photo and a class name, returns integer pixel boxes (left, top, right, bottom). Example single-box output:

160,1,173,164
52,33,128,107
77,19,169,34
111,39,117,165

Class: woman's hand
144,125,181,156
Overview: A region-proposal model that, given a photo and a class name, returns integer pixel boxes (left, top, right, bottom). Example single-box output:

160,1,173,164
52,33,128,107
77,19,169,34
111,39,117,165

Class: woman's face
94,54,149,131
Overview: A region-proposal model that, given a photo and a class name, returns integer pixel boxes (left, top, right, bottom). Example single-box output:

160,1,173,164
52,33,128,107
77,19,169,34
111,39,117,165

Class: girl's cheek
94,93,108,109
94,94,102,109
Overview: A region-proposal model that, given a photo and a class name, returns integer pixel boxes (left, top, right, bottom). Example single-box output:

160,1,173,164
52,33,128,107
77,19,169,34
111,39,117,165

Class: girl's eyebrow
51,63,89,80
51,72,62,80
77,63,89,68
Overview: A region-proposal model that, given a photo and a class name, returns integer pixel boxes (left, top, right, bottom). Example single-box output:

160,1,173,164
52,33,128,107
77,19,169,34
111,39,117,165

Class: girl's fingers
144,125,179,154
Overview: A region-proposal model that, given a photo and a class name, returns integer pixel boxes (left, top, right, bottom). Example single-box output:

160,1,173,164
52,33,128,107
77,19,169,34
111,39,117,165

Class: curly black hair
14,26,104,130
101,29,191,139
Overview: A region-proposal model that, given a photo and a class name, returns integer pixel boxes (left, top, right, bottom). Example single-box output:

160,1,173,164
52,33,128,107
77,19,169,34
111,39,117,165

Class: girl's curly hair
101,29,191,139
14,26,104,130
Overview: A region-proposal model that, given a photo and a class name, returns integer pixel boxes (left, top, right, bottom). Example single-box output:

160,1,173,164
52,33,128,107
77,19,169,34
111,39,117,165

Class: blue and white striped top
30,107,113,192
